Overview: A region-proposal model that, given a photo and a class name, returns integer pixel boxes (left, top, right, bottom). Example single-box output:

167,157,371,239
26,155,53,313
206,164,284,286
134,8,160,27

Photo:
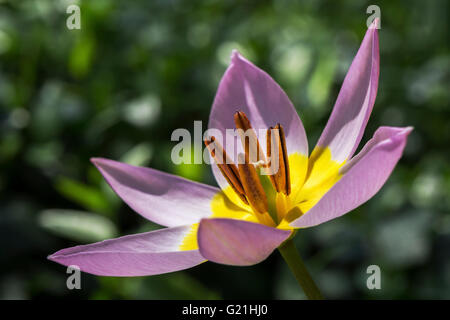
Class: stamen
234,111,266,164
266,124,291,195
204,136,248,204
277,124,291,195
266,126,280,192
237,153,269,214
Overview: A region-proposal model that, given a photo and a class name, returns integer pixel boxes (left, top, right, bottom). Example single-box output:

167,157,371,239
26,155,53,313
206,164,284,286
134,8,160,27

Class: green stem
278,239,324,300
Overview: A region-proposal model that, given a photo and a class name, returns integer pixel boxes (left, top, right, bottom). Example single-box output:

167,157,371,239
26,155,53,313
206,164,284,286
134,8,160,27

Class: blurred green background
0,0,449,299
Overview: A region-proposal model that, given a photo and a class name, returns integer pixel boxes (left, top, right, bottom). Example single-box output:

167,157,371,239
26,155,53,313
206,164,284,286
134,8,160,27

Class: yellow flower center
179,112,346,251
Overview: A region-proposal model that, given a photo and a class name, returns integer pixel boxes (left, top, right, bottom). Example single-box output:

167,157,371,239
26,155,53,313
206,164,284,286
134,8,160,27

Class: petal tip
395,126,414,143
90,157,114,169
393,126,414,141
47,252,62,264
90,157,103,165
404,126,414,134
230,49,241,62
230,49,248,66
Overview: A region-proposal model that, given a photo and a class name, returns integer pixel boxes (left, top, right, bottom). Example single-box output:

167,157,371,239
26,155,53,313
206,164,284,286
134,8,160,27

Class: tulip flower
49,20,411,299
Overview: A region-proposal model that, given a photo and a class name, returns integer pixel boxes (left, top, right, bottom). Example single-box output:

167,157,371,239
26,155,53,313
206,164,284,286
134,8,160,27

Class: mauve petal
315,20,380,162
291,126,412,228
92,158,219,227
48,226,206,276
198,218,291,266
208,51,308,193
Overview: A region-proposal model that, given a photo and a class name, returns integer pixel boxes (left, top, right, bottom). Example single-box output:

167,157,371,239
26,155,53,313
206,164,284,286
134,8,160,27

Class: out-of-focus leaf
38,209,118,243
307,50,337,109
274,43,312,85
173,163,204,183
69,35,95,78
120,142,153,167
122,94,161,127
54,177,112,214
171,145,205,182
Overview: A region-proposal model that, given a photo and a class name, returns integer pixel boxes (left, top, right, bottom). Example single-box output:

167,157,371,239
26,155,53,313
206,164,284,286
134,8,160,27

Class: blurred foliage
0,0,449,299
38,209,118,243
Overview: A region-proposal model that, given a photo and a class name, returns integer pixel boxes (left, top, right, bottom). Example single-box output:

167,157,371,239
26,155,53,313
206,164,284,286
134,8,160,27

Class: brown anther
234,111,266,164
266,126,280,192
237,153,269,214
266,124,291,195
204,136,248,204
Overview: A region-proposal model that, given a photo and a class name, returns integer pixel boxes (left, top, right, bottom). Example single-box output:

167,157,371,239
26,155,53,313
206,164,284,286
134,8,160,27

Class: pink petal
291,126,412,228
208,51,308,192
316,22,379,162
48,226,205,276
198,218,291,266
92,158,219,227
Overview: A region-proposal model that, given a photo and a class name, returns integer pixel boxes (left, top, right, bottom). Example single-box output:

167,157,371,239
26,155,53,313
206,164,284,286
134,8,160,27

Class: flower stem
278,239,324,300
